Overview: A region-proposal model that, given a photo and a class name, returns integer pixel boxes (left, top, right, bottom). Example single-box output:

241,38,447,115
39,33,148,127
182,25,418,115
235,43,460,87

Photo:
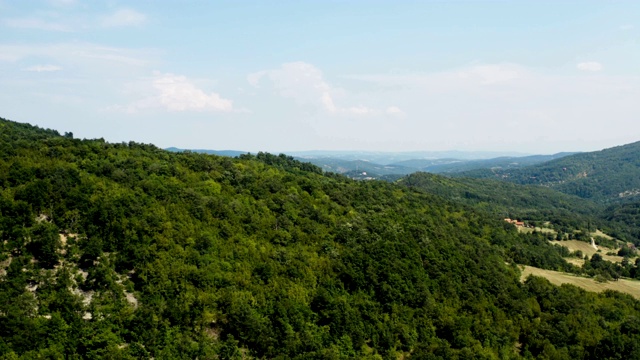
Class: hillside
603,200,640,243
392,153,574,174
2,117,640,359
399,172,600,225
457,141,640,203
520,266,640,300
286,150,530,164
166,148,571,179
294,153,575,179
165,148,248,158
400,172,640,246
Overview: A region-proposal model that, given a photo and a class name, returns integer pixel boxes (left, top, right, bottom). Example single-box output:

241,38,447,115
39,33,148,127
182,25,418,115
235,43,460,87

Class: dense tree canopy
1,117,640,359
455,141,640,204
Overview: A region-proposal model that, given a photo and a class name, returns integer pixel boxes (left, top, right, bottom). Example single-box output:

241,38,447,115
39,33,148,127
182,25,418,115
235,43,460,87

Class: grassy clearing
549,240,630,264
520,265,640,300
550,240,598,256
591,229,614,240
536,227,557,234
565,257,586,267
517,227,533,234
517,226,556,234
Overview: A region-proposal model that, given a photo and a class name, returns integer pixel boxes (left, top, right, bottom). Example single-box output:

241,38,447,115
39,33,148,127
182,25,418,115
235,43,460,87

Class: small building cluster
504,218,524,227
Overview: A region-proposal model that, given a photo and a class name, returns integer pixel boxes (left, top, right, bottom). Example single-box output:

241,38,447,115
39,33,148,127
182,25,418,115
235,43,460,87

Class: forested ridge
1,117,640,359
399,172,640,280
398,172,640,246
455,141,640,203
399,172,599,225
434,141,640,245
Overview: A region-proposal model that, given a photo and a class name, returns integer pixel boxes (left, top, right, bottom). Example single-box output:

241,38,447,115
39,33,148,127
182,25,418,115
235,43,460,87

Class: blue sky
1,1,639,153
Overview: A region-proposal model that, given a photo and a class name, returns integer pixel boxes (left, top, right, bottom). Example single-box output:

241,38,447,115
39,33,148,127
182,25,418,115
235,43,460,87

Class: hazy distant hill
165,147,247,157
458,141,640,203
392,153,575,174
165,148,530,164
296,158,416,177
297,153,575,178
167,147,574,179
288,149,530,164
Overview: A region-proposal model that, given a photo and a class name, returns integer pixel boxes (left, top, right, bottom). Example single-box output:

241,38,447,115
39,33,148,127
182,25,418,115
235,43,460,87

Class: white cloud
247,71,266,88
619,24,634,30
23,64,62,72
249,62,331,103
339,63,640,152
577,61,603,72
102,8,147,28
386,106,404,116
3,17,71,32
1,42,159,115
248,61,395,116
118,73,233,113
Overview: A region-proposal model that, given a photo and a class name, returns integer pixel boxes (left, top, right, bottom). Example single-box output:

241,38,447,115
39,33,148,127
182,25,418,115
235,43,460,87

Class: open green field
520,265,640,300
591,229,614,240
517,226,556,234
549,240,633,263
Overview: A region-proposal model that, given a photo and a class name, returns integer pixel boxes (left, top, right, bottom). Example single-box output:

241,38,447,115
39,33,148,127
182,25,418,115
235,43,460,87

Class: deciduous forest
1,118,640,359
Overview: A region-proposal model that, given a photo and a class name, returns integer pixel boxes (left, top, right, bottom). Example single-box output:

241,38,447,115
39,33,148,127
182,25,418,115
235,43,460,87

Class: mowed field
549,240,630,264
520,265,640,300
517,226,556,235
592,229,614,240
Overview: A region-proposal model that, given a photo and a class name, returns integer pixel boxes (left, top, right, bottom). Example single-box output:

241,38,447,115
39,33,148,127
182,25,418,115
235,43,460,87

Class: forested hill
2,117,640,358
399,172,640,246
391,153,575,175
457,141,640,203
399,172,599,225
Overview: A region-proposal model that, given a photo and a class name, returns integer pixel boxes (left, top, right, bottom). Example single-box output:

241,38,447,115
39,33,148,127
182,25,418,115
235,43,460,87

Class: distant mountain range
167,141,640,205
284,150,531,164
166,148,531,163
391,153,576,174
165,148,247,157
166,147,574,178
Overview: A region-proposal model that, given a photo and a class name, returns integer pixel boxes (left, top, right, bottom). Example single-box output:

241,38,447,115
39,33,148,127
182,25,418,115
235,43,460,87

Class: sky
1,1,639,154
